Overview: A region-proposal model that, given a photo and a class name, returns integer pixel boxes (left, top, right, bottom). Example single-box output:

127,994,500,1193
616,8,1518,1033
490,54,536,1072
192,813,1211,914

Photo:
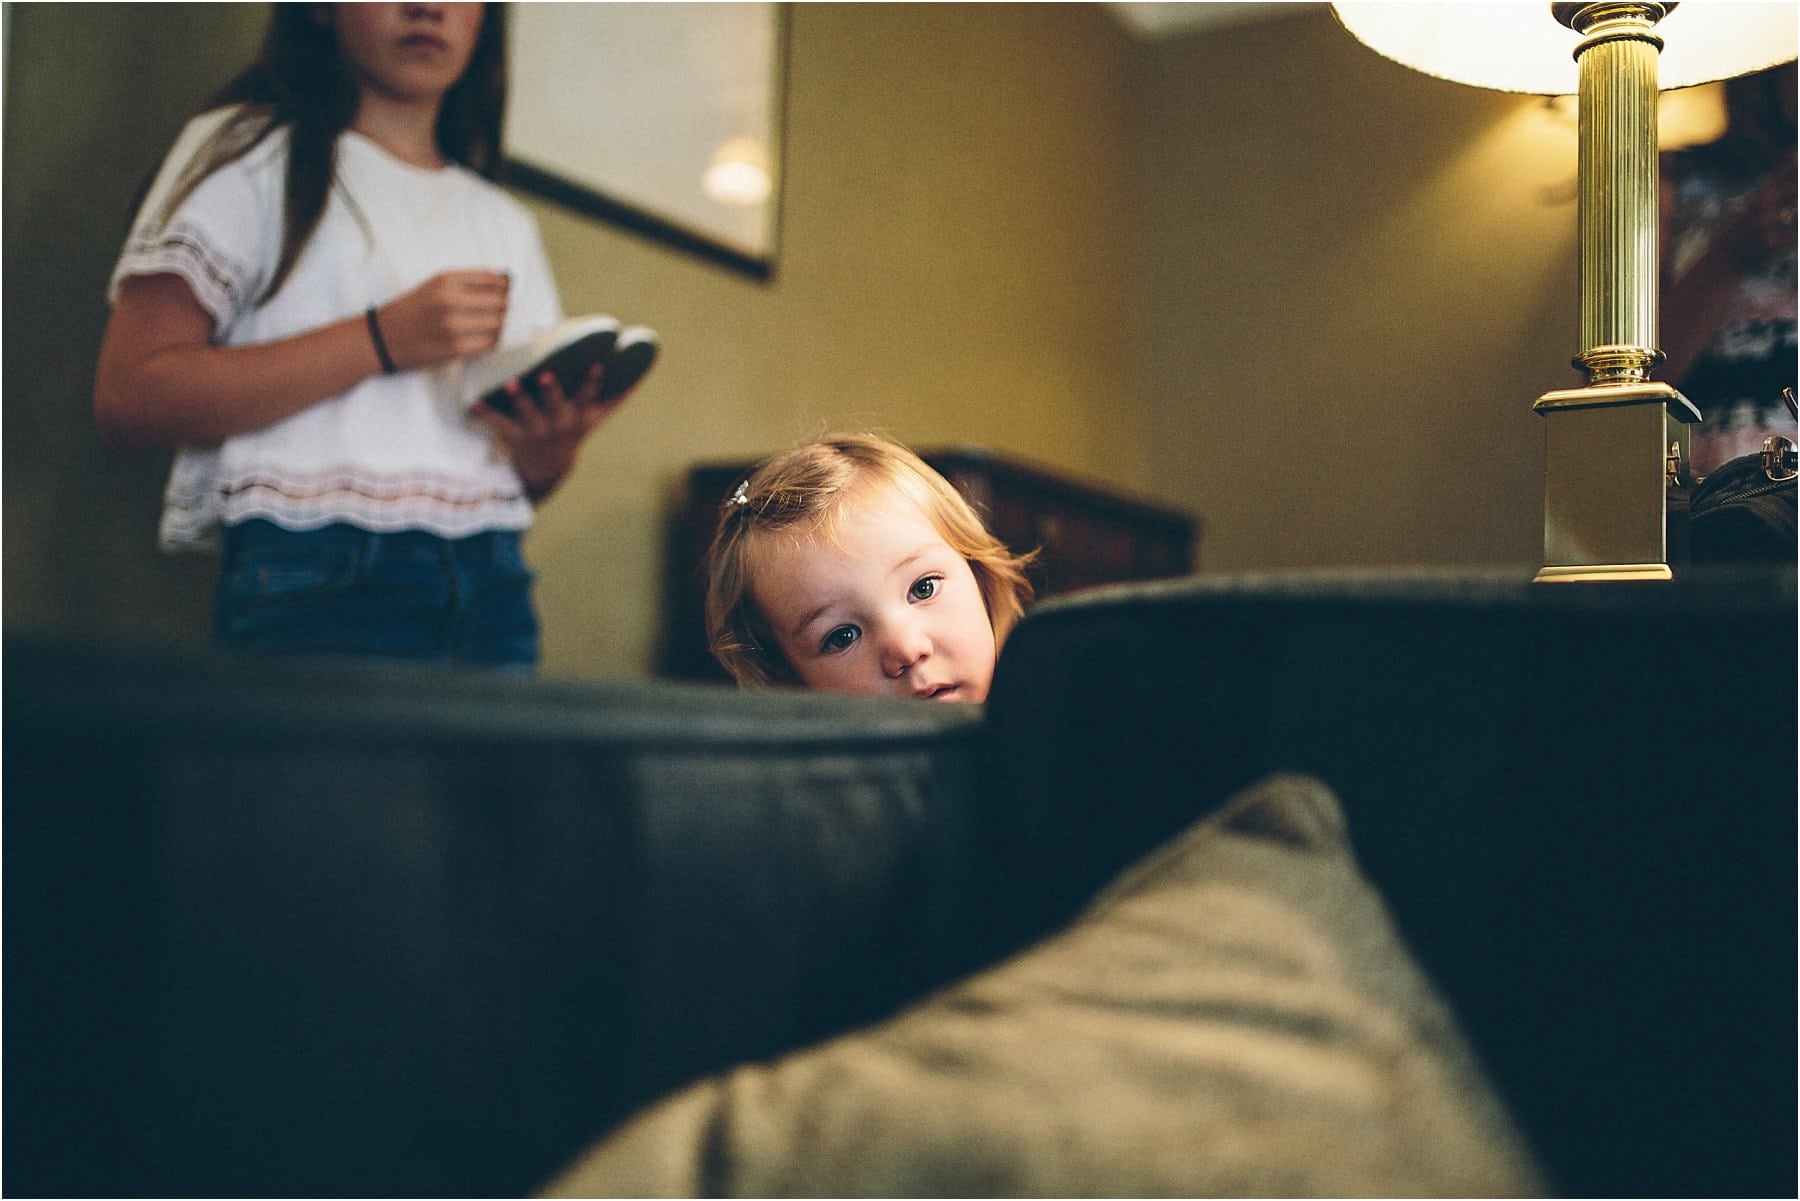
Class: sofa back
980,567,1798,1198
4,638,986,1197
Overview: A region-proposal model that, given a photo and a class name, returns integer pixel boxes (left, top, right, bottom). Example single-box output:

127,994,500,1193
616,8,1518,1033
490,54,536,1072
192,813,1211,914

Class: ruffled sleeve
109,106,280,336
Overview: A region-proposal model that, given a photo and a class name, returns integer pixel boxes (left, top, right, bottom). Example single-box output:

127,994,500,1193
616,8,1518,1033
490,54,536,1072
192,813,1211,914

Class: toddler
705,434,1034,701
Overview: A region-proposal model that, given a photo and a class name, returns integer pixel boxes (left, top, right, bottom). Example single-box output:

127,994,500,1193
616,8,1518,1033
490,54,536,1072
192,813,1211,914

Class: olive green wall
4,4,268,648
1134,10,1581,572
4,3,1583,680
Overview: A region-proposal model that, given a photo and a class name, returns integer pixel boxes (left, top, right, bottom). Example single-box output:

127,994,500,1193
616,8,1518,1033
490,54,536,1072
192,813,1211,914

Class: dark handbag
1687,390,1797,565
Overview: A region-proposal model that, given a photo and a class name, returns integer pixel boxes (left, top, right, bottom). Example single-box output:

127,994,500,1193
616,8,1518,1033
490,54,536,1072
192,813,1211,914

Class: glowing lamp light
702,137,772,207
1332,2,1796,94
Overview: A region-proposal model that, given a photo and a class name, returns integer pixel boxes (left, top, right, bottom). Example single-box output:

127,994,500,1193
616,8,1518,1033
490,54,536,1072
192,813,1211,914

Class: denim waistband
213,519,539,668
222,519,527,560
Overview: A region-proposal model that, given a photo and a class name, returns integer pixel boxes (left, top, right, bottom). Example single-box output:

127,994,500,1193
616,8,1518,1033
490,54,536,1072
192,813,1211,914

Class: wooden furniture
660,446,1200,680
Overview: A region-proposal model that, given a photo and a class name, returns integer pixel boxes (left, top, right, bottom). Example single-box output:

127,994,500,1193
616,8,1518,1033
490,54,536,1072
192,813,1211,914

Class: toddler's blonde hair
704,433,1035,688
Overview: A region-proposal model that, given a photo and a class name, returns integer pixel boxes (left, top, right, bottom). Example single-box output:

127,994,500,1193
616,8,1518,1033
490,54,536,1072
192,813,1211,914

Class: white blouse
112,107,561,552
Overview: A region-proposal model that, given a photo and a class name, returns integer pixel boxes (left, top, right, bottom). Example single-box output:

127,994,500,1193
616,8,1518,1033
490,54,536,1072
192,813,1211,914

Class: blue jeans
213,520,540,668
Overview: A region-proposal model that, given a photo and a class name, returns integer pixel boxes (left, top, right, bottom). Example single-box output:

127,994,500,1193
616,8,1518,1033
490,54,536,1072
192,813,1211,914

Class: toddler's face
748,495,997,702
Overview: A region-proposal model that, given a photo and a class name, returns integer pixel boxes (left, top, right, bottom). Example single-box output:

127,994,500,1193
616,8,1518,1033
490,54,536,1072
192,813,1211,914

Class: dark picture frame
503,2,788,281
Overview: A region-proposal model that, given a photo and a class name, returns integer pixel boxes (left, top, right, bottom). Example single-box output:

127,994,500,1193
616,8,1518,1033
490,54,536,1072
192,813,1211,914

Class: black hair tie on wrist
365,306,397,375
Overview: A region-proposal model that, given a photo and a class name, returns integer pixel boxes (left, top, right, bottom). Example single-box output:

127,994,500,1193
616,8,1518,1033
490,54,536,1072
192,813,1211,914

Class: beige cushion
543,774,1543,1198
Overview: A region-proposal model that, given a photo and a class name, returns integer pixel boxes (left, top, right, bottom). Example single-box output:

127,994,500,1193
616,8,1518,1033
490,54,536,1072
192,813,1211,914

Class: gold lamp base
1533,379,1701,583
1535,563,1675,583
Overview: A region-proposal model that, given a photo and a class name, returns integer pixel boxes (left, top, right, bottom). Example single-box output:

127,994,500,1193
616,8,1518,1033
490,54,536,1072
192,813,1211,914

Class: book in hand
462,314,659,415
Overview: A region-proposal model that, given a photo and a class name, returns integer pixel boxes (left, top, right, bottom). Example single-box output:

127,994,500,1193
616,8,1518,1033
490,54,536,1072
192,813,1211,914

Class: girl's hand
373,269,510,371
471,361,635,502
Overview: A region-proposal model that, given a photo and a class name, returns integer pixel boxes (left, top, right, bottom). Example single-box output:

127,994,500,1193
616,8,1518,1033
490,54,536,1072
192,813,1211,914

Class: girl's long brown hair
150,4,508,305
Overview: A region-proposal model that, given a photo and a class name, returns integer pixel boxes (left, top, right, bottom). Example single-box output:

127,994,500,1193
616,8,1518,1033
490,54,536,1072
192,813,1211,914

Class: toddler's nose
880,622,930,678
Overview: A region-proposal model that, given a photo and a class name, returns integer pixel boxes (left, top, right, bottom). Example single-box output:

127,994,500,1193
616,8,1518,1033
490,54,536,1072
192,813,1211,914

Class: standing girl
705,434,1035,702
95,4,625,668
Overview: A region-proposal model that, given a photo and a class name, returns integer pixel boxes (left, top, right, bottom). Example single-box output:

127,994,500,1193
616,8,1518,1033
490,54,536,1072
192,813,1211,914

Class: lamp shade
1332,2,1796,94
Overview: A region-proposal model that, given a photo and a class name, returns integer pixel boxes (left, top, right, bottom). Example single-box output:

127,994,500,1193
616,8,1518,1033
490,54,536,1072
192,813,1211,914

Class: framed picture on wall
503,2,788,281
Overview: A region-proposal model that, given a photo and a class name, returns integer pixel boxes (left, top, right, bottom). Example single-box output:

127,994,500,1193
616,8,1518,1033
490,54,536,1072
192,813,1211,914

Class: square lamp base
1533,382,1700,584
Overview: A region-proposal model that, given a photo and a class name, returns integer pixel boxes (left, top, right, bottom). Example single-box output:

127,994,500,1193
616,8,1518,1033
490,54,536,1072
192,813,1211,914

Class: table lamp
1332,3,1796,581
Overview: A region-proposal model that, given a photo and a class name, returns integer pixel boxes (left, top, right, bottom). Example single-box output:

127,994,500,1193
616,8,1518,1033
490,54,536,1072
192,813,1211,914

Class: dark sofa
980,568,1797,1199
5,568,1794,1197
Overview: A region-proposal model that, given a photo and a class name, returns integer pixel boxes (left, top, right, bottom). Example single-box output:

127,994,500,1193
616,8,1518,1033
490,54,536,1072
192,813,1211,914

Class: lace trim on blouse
116,216,253,327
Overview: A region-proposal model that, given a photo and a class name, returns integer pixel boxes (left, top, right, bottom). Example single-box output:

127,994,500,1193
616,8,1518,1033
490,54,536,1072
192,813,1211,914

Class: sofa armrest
3,636,987,1197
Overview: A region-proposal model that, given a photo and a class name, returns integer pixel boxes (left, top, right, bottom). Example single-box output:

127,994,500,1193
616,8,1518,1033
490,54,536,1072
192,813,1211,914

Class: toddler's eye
821,625,860,654
909,575,942,602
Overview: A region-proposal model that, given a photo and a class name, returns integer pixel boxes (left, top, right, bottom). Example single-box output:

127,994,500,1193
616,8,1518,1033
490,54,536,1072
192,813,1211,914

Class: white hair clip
728,480,750,507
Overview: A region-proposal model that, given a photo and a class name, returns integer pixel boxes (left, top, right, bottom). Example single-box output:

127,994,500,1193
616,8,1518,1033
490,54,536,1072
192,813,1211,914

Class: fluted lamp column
1534,2,1699,582
1332,2,1796,582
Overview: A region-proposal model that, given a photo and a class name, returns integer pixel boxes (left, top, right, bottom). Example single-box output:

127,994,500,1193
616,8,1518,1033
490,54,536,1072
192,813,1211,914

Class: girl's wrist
515,446,575,503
